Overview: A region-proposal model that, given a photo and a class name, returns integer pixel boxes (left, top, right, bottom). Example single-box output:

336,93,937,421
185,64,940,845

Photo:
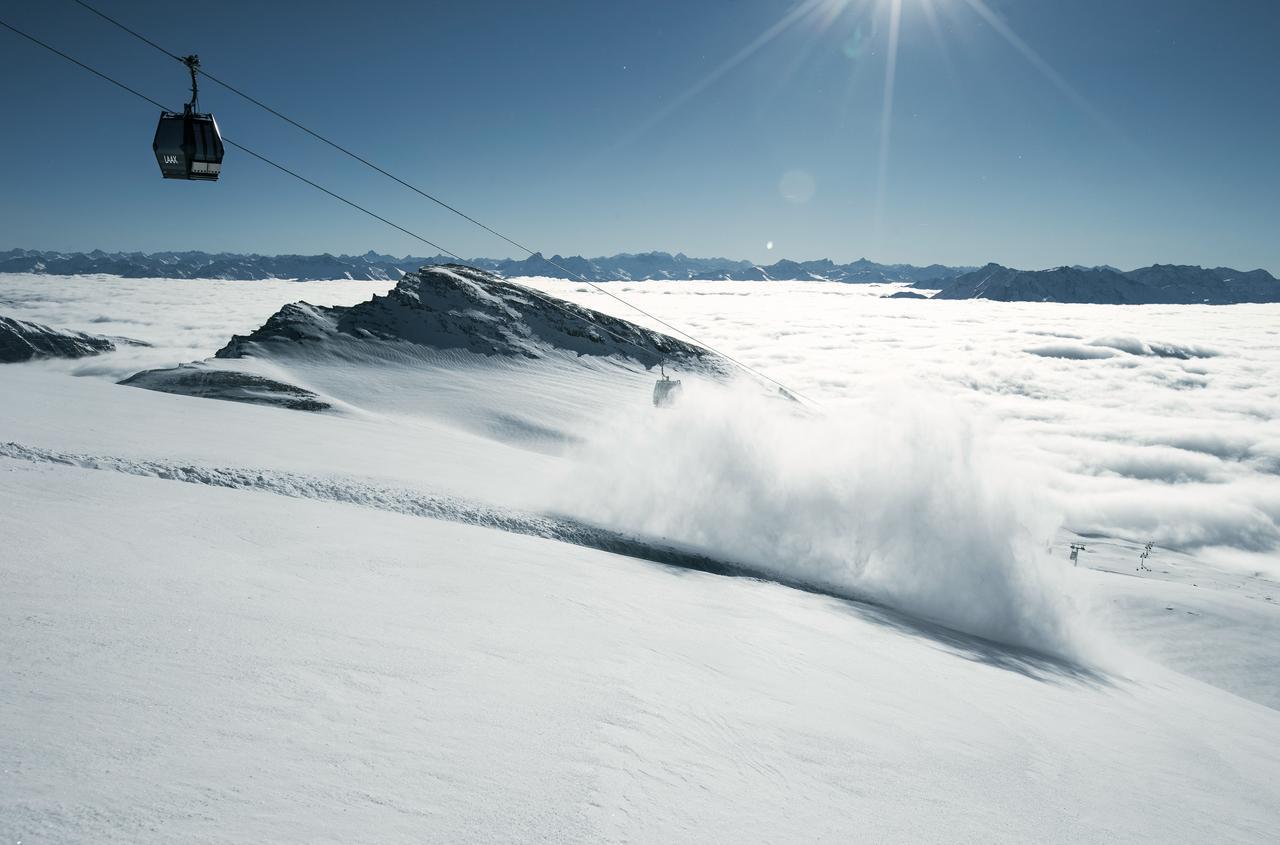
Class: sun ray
607,0,832,151
959,0,1129,143
873,0,903,253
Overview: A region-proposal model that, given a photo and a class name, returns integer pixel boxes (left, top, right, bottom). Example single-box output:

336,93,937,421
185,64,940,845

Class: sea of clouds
523,279,1280,567
0,273,394,380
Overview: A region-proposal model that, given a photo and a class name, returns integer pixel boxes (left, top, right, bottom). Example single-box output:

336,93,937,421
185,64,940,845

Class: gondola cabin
153,53,224,181
153,108,223,180
653,373,682,407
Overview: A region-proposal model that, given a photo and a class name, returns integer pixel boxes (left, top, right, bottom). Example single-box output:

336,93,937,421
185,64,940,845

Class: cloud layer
525,278,1280,557
3,272,1276,562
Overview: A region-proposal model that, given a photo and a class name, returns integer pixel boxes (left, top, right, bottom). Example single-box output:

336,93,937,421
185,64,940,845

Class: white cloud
4,272,1277,568
521,278,1280,561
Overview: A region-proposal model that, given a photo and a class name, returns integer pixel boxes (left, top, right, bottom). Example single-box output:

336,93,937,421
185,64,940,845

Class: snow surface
2,273,1279,842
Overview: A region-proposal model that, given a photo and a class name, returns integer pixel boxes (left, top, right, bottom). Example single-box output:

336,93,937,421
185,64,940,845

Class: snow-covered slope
0,314,131,362
2,273,1279,842
4,448,1279,844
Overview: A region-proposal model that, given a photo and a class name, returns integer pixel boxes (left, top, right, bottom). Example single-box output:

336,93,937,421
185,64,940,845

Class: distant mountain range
932,263,1280,304
0,248,971,284
3,249,1275,304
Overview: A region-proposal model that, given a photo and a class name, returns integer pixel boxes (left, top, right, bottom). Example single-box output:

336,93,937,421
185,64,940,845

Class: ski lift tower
1069,543,1086,566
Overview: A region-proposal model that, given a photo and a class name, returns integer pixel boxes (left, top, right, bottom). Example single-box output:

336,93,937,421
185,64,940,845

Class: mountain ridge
6,249,1275,303
0,248,972,283
211,263,724,369
932,263,1280,304
121,264,730,411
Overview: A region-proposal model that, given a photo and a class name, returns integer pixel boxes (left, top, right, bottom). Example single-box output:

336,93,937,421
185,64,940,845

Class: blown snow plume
122,264,730,410
550,384,1085,660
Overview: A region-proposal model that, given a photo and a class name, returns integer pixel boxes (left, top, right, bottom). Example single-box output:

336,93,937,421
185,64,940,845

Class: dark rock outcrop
0,315,124,362
120,366,330,411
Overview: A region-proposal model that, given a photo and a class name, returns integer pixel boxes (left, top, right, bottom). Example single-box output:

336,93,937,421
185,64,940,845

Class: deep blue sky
2,0,1277,271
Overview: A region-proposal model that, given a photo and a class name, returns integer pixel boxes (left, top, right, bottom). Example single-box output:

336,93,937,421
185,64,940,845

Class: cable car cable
0,19,702,379
65,0,817,406
0,15,696,373
0,21,457,254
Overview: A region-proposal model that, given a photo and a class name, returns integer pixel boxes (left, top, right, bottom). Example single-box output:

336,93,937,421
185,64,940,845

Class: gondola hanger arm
183,54,200,110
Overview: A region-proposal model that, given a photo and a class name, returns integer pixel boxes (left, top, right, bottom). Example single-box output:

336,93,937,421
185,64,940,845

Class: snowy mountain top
122,265,731,412
215,264,727,370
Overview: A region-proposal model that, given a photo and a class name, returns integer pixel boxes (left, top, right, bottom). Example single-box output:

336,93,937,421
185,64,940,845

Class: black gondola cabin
153,108,223,180
153,54,224,181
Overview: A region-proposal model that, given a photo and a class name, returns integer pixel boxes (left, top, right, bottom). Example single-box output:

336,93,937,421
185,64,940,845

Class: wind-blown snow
552,383,1081,657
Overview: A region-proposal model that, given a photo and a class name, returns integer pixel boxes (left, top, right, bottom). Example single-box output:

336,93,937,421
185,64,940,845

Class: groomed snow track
0,440,748,581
